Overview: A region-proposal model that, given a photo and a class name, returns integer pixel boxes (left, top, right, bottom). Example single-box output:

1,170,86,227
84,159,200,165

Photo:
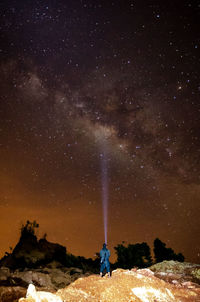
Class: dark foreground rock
19,268,200,302
0,286,26,302
0,266,86,301
0,266,85,288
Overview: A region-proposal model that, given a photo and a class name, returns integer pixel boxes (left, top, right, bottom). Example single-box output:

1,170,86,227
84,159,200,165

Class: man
100,243,111,277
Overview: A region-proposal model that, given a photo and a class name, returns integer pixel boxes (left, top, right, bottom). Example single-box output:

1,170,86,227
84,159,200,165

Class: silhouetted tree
20,220,39,238
153,238,184,263
114,242,152,269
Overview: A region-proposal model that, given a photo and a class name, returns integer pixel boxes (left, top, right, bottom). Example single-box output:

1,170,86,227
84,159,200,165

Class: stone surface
46,268,72,288
19,284,62,302
0,266,11,284
150,260,200,284
0,286,26,302
56,269,200,301
192,269,200,280
0,265,83,296
12,270,54,289
0,261,198,302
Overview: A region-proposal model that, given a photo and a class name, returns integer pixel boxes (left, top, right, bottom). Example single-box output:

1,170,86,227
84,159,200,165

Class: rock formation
0,233,67,270
19,284,62,302
150,260,200,284
19,267,200,302
0,266,85,301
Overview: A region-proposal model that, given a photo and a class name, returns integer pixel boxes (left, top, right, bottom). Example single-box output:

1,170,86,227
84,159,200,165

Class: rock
150,260,200,274
41,267,84,288
192,269,200,281
150,260,200,285
18,250,46,267
56,269,200,301
132,286,175,301
19,284,63,302
4,262,198,301
136,268,155,277
0,266,10,284
46,261,63,269
0,286,26,302
48,268,72,288
181,281,198,289
0,266,82,291
12,271,54,289
69,267,83,275
38,239,67,265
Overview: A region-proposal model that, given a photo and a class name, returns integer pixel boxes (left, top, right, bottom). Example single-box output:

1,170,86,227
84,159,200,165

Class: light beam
100,143,109,244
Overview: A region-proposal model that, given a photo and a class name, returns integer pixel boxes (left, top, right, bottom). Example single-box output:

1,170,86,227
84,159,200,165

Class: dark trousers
100,260,110,273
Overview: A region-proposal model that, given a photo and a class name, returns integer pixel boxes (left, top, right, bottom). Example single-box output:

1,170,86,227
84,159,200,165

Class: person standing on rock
100,243,111,277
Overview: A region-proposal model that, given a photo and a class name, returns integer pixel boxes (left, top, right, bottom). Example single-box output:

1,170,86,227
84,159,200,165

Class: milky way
0,0,200,262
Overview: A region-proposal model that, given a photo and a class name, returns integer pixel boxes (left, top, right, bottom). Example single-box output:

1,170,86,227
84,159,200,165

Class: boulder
46,261,63,269
150,260,200,285
0,286,26,302
69,267,83,275
19,284,62,302
150,260,200,274
56,269,200,301
0,266,83,291
46,268,72,288
18,268,200,301
12,271,54,289
192,269,200,281
0,267,11,285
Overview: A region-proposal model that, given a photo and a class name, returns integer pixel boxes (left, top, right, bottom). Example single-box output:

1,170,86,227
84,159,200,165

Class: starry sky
0,0,200,263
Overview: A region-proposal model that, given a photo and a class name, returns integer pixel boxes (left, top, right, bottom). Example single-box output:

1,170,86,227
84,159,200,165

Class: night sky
0,0,200,264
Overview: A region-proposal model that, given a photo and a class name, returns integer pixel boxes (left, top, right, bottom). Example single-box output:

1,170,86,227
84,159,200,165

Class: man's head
103,243,107,249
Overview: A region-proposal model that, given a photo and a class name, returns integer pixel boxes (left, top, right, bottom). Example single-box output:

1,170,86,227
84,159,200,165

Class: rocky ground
150,260,200,285
0,263,88,302
0,260,200,301
20,268,200,302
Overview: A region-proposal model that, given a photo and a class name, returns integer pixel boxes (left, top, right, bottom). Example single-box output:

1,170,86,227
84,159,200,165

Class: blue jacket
100,248,110,263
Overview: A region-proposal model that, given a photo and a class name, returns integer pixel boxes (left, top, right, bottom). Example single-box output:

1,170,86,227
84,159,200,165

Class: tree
114,242,152,269
153,238,184,263
20,220,39,238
